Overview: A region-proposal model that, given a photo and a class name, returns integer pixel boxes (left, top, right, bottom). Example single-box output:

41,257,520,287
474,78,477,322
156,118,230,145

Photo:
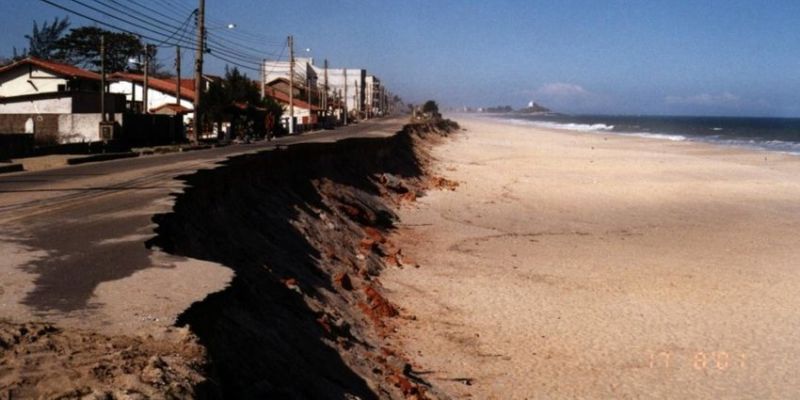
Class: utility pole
354,79,359,120
288,35,294,134
260,58,265,99
192,0,205,142
175,45,181,106
143,44,150,114
100,34,106,122
323,59,328,116
343,68,348,125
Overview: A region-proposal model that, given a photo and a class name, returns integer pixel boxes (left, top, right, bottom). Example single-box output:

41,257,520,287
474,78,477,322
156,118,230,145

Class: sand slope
385,116,800,399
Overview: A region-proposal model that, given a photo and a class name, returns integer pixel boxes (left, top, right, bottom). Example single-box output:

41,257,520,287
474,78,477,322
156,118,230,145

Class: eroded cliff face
148,121,459,399
0,121,459,399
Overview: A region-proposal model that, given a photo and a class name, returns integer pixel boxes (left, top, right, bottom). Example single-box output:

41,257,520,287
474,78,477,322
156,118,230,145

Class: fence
0,134,34,160
120,114,185,147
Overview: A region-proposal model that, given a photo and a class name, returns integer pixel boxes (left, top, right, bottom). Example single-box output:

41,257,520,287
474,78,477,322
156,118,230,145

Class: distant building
318,67,366,117
263,77,320,129
263,57,317,91
365,75,381,117
261,59,387,121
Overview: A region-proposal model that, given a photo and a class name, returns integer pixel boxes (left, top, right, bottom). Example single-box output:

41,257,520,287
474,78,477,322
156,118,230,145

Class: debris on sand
0,321,206,399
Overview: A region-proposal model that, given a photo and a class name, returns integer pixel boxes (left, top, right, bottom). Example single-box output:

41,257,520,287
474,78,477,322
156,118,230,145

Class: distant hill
516,102,551,114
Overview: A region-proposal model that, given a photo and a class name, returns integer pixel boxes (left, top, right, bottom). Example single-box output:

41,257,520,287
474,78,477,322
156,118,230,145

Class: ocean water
493,114,800,155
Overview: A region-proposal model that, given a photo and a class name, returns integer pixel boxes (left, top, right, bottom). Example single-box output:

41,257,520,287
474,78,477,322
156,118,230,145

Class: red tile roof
264,85,320,111
110,72,196,102
0,56,100,80
150,103,191,114
165,78,196,92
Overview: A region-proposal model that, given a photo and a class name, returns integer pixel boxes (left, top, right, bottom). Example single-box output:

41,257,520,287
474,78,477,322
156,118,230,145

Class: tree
54,26,143,72
201,66,284,139
13,17,71,60
127,45,171,77
422,100,439,114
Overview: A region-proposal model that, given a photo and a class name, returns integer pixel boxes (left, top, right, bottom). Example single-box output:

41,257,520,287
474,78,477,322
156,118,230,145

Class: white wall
321,68,365,112
0,97,72,113
57,113,123,143
263,58,314,87
0,67,67,97
108,81,194,122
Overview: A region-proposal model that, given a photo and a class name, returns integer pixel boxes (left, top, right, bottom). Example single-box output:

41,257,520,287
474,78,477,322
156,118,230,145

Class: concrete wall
0,113,122,144
58,114,103,143
0,96,72,114
0,66,67,97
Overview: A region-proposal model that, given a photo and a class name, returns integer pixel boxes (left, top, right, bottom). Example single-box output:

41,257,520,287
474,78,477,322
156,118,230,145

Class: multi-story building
365,75,382,117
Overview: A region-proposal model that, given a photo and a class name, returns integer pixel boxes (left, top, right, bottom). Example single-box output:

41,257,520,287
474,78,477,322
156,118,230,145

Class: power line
126,0,192,25
72,0,273,66
94,0,282,58
118,0,288,60
157,0,285,46
67,0,196,47
38,0,265,74
80,0,279,65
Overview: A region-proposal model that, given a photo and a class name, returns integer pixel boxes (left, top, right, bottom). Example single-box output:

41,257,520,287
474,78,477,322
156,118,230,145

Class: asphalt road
0,117,406,335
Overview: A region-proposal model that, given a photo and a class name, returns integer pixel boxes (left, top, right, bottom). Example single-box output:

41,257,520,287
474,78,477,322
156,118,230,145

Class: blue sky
2,0,800,116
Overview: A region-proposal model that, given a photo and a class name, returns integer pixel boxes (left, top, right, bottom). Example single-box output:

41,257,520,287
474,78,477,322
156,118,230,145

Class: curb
67,152,139,165
0,163,24,174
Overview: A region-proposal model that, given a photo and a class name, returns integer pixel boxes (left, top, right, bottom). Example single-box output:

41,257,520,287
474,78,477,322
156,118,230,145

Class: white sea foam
619,132,687,141
487,115,800,157
530,121,615,132
498,118,614,132
498,117,689,141
698,138,800,155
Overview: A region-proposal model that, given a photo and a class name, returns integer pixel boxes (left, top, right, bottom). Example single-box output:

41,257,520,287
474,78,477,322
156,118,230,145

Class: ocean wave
491,115,800,157
499,118,615,132
698,137,800,155
619,132,687,141
500,117,688,141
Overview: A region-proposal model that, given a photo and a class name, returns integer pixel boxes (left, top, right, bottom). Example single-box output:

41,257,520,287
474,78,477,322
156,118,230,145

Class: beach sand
384,116,800,399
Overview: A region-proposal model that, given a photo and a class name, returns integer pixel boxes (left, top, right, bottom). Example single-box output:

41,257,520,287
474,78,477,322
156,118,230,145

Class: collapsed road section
0,119,460,399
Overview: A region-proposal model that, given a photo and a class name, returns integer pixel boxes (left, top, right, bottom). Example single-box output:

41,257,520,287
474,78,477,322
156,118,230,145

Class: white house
0,57,125,144
108,73,196,123
0,57,100,98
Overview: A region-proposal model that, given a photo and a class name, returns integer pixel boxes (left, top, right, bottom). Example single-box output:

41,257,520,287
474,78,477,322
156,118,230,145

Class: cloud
664,92,741,106
535,82,592,98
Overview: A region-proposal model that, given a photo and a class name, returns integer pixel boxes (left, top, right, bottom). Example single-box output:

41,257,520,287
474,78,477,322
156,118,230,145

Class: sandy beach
385,116,800,398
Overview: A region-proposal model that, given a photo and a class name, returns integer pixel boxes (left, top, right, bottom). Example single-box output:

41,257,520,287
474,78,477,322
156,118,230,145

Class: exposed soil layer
0,120,459,399
148,120,459,399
